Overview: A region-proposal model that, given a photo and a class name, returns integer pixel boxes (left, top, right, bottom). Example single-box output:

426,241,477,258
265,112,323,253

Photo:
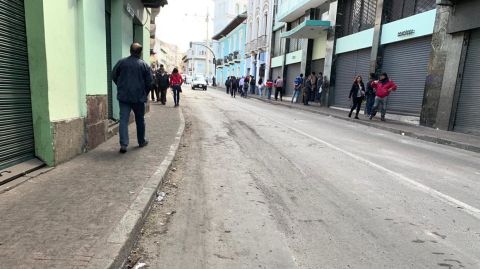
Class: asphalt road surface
132,87,480,269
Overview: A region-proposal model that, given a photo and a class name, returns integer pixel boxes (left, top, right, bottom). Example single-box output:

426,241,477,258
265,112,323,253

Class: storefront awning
280,20,330,39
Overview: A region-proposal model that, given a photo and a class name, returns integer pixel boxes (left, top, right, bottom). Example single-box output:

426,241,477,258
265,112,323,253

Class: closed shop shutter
381,36,431,115
334,48,371,108
285,63,301,96
454,29,480,135
271,67,282,81
0,0,35,170
105,0,113,119
312,58,325,75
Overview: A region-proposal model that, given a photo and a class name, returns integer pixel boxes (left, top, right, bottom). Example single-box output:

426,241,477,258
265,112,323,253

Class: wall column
322,0,338,107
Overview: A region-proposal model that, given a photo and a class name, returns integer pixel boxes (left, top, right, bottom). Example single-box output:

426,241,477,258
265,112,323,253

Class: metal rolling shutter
0,0,35,170
271,67,282,81
285,63,301,96
381,36,431,115
105,0,113,119
454,29,480,135
334,48,371,108
312,58,325,75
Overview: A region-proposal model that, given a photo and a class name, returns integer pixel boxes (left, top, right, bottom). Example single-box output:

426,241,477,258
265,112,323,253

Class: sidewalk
0,95,184,269
213,86,480,153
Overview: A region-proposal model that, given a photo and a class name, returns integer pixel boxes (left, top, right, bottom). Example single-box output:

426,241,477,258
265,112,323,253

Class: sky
155,0,215,52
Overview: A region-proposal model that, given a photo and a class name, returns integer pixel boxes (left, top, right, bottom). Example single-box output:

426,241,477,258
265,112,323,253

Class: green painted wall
381,9,436,45
79,0,108,96
312,33,327,60
43,0,83,120
336,28,374,54
24,0,54,166
285,50,303,65
271,55,283,68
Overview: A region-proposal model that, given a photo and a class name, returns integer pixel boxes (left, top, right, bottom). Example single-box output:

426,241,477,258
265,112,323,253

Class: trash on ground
171,210,176,214
134,263,147,269
156,192,165,202
186,131,191,134
172,167,177,172
225,230,231,233
129,191,135,194
401,132,405,136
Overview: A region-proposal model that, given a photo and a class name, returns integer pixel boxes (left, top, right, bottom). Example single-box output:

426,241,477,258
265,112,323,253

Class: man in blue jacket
112,43,153,153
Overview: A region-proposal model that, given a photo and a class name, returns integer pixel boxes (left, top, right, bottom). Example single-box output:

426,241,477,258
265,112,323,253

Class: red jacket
372,79,397,98
169,73,183,86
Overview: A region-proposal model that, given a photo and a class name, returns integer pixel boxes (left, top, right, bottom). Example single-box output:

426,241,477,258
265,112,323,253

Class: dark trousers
366,94,375,115
275,87,283,100
226,85,230,94
151,84,159,100
119,101,146,147
231,87,236,97
304,91,311,105
172,85,181,105
159,87,167,104
250,85,255,94
350,97,363,116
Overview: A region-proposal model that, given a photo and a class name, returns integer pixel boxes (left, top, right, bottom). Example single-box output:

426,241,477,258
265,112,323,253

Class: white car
191,76,207,91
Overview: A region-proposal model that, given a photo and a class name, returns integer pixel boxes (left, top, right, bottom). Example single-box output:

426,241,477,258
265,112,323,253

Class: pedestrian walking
239,76,245,97
169,68,183,107
156,66,169,105
112,43,152,154
230,76,237,98
370,72,397,121
266,77,273,100
257,78,264,98
212,75,216,86
304,75,313,106
243,76,249,98
317,72,323,105
275,76,284,101
226,76,231,94
348,76,365,119
250,76,256,94
150,64,159,101
310,72,317,102
292,73,303,103
365,73,376,117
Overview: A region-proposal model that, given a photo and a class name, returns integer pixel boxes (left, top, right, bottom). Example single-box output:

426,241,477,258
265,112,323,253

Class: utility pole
205,8,210,83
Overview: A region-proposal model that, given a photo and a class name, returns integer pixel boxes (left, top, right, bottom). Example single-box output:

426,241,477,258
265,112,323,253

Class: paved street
132,88,480,268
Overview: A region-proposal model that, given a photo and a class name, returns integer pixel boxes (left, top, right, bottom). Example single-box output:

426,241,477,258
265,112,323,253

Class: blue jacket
294,77,303,89
112,55,153,103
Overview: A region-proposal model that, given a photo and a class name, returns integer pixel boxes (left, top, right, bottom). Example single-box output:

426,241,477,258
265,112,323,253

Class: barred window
287,16,306,53
273,30,285,57
385,0,436,23
339,0,377,37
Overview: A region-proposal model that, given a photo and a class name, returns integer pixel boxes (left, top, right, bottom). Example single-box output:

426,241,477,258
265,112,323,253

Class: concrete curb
86,107,186,269
212,87,479,154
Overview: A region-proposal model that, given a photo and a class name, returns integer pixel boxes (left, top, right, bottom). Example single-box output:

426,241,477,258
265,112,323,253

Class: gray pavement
0,95,183,269
133,88,480,268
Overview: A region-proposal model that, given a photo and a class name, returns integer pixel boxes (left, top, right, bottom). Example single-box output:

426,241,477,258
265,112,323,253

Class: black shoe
139,140,149,147
162,102,166,105
381,117,386,121
119,146,127,154
355,116,359,119
369,113,375,120
348,112,352,118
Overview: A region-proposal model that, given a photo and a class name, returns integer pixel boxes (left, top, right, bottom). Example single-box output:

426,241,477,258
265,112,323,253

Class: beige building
156,40,183,72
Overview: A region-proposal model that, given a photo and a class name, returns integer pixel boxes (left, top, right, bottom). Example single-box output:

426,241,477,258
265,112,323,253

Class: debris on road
156,192,165,202
172,167,177,172
129,191,135,194
134,263,147,269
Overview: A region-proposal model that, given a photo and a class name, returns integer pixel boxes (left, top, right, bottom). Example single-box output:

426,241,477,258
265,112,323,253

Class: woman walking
150,64,158,101
348,76,365,119
169,68,183,107
257,78,264,98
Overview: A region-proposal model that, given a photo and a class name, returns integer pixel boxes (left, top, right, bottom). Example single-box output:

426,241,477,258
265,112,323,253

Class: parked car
185,76,193,84
192,75,207,91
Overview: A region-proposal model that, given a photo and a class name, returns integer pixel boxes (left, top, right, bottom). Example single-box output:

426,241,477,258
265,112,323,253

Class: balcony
233,51,241,62
250,39,257,53
257,35,268,51
245,43,251,56
224,56,230,66
216,59,223,66
228,53,235,64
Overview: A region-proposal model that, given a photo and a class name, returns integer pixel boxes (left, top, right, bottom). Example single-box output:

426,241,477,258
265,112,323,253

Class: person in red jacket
369,72,397,121
169,68,184,107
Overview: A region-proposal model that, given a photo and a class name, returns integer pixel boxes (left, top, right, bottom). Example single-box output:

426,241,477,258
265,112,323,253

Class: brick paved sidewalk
0,95,184,269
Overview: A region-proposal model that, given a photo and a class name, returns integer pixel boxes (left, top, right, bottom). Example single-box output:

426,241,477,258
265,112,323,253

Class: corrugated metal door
334,49,371,108
0,0,35,170
285,63,301,96
271,67,282,80
381,36,431,115
105,0,113,119
454,29,480,135
312,58,325,75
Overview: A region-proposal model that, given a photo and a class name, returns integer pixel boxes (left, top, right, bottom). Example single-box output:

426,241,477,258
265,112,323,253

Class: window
235,4,239,14
339,0,377,37
384,0,436,23
233,36,237,52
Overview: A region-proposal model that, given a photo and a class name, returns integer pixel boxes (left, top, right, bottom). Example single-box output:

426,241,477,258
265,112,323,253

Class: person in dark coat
112,43,152,153
348,75,365,119
225,76,230,94
365,73,376,117
249,76,256,94
156,66,169,105
304,75,313,106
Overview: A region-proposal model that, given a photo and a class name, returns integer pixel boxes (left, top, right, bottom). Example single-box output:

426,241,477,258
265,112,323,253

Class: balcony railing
233,51,241,62
216,59,223,66
257,35,268,50
224,56,230,66
228,53,234,63
245,43,250,56
250,39,257,53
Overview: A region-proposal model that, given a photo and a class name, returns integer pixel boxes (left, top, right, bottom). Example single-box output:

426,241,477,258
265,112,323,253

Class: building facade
213,14,247,86
268,0,480,136
157,40,183,72
213,0,248,35
183,41,218,80
245,0,274,84
0,0,166,176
